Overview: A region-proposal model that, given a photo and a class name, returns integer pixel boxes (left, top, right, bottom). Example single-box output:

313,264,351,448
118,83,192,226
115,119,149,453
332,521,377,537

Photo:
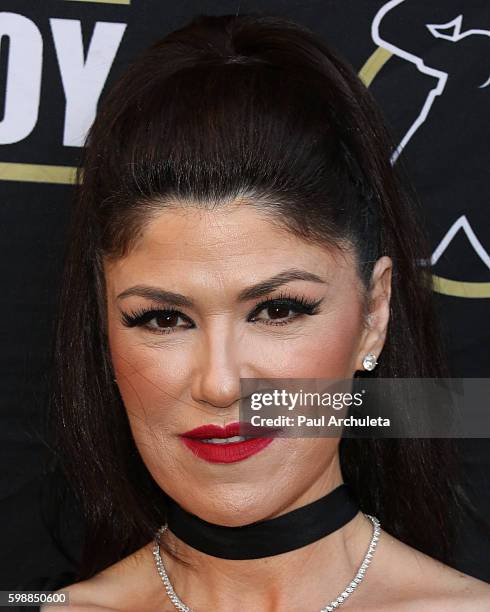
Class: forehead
104,203,357,287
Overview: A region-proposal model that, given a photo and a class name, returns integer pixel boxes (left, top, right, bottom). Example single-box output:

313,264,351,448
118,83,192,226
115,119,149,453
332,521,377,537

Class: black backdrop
1,0,489,591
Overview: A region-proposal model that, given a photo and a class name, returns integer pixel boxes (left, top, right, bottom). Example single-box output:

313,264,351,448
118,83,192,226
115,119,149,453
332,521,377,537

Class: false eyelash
247,291,323,322
119,291,324,332
120,307,192,328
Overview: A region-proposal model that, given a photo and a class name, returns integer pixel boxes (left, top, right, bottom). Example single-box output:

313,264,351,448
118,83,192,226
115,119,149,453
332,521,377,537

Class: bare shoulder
40,541,170,612
40,584,118,611
370,529,490,611
426,561,490,611
39,578,124,612
420,566,490,611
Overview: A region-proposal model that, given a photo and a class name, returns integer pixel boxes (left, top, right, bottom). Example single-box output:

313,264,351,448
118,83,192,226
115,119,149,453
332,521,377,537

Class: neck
156,464,373,610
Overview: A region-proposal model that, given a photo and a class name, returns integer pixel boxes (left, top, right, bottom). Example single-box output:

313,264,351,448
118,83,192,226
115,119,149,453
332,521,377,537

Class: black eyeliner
120,307,191,328
120,292,324,331
247,292,323,321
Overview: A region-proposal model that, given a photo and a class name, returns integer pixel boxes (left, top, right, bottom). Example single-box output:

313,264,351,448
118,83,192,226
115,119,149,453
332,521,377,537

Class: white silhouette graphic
372,0,490,285
431,215,490,271
372,0,490,163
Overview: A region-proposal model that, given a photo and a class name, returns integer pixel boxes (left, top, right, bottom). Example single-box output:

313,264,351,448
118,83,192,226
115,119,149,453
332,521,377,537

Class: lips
181,421,280,439
179,420,281,464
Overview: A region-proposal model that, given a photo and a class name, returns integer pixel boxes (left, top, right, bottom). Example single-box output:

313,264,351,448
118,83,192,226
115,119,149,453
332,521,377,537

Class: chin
177,489,278,527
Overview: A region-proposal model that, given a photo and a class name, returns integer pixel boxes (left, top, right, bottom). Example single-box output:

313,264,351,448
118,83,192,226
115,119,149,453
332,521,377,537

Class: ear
355,256,392,371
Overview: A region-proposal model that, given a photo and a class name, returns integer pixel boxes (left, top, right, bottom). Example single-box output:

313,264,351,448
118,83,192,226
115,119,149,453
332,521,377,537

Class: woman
46,13,490,611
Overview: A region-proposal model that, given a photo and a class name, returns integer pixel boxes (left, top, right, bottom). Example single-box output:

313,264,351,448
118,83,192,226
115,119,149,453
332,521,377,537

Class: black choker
165,483,359,559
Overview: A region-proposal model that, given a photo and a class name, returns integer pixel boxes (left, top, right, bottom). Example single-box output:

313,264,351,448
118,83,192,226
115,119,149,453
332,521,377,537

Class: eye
120,308,194,335
120,293,323,336
247,293,323,327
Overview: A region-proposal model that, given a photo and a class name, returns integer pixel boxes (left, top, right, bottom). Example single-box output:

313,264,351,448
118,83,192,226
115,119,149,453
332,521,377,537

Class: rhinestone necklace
152,513,381,612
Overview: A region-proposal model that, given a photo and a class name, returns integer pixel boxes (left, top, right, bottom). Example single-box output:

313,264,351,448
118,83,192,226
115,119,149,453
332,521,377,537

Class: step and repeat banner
1,0,489,587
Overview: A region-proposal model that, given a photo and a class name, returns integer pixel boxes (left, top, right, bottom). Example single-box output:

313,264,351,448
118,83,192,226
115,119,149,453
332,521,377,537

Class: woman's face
105,202,391,525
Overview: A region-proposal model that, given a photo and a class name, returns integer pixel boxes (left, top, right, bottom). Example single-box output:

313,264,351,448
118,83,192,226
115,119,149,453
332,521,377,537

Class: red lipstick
180,421,280,464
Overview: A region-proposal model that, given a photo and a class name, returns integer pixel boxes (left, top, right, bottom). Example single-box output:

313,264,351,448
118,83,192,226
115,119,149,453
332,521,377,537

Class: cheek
262,308,363,379
109,329,193,488
108,325,193,437
303,324,360,377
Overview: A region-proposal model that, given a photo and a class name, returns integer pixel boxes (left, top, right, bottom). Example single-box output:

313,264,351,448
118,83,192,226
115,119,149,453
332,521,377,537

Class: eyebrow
116,268,327,306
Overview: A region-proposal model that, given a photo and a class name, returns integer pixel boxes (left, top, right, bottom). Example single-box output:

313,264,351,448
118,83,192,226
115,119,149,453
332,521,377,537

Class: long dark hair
50,13,466,581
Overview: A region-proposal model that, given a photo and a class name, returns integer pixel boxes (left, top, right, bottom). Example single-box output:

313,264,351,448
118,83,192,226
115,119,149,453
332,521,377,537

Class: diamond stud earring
362,352,378,371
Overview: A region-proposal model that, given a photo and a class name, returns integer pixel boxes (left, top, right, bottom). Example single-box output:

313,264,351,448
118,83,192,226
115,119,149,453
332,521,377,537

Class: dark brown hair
50,13,466,580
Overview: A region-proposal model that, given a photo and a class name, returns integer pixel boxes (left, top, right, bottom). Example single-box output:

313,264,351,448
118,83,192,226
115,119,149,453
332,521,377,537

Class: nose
190,324,242,410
